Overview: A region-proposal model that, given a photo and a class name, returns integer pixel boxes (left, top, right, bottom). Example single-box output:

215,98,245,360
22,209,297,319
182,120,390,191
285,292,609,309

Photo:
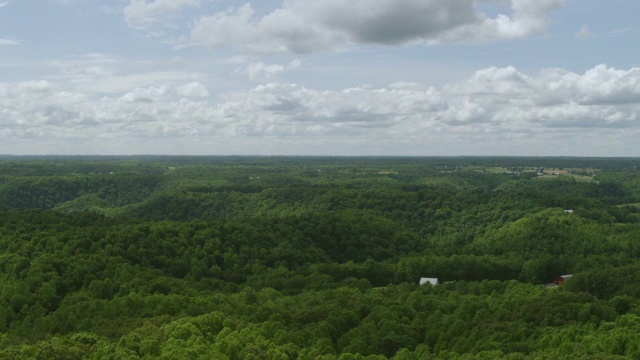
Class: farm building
555,275,573,285
419,277,439,286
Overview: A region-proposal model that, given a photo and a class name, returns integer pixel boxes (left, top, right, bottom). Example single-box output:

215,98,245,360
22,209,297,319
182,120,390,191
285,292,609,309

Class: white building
419,277,439,286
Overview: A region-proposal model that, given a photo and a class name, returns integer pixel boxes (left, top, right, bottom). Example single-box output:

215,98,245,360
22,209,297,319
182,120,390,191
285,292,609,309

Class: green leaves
0,157,639,358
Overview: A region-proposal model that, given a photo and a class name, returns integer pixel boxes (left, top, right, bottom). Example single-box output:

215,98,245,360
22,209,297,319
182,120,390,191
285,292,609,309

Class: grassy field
479,166,597,182
616,203,640,209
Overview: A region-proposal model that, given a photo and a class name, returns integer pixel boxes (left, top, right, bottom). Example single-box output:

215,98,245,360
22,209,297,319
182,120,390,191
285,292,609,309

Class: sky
1,0,639,156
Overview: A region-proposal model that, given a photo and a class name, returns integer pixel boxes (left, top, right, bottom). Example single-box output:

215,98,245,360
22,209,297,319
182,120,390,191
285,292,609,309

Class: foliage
0,156,639,358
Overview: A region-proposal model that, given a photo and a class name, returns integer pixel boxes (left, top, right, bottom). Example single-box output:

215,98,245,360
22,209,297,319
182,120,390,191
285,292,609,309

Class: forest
1,156,640,359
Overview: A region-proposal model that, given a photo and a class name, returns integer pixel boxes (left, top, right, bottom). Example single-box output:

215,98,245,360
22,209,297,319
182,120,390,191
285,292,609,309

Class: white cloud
608,27,635,36
119,85,170,103
571,65,640,105
235,59,301,80
82,71,202,94
45,53,205,95
47,53,117,79
0,38,20,46
16,80,53,93
124,0,201,26
449,66,535,97
575,25,591,40
1,2,20,46
2,64,640,155
450,65,640,108
192,0,564,54
224,55,251,65
175,82,209,98
45,54,204,94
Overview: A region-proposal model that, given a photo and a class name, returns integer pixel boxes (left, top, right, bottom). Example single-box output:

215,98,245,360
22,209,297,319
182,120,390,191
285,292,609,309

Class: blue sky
1,0,639,156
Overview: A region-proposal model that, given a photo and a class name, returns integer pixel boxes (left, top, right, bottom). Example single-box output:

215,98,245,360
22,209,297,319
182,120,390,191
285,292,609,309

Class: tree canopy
1,156,640,359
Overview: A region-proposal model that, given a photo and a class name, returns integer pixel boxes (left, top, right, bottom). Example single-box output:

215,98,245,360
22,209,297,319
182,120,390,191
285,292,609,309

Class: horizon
1,154,640,160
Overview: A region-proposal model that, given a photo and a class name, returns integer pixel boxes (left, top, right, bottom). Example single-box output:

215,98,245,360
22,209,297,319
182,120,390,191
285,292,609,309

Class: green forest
1,156,640,359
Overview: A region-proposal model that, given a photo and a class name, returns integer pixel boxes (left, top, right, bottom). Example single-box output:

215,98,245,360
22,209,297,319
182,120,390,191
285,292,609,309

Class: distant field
616,203,640,209
479,166,597,182
483,166,508,174
536,174,595,183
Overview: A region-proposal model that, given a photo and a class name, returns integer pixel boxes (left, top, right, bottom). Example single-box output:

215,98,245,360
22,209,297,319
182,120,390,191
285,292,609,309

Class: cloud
0,3,18,46
80,71,203,94
15,80,54,93
124,0,201,26
192,0,564,54
569,65,640,105
119,85,171,103
45,54,205,95
175,82,209,98
448,66,535,97
235,59,301,80
47,53,117,79
450,65,640,106
216,82,448,137
575,25,591,40
608,27,635,36
2,64,640,155
0,38,20,46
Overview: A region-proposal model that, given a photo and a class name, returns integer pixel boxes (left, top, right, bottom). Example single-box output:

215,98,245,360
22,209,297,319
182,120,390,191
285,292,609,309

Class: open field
617,203,640,209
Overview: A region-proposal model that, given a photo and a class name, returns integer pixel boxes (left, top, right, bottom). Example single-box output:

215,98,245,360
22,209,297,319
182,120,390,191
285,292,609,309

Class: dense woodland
1,156,640,359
